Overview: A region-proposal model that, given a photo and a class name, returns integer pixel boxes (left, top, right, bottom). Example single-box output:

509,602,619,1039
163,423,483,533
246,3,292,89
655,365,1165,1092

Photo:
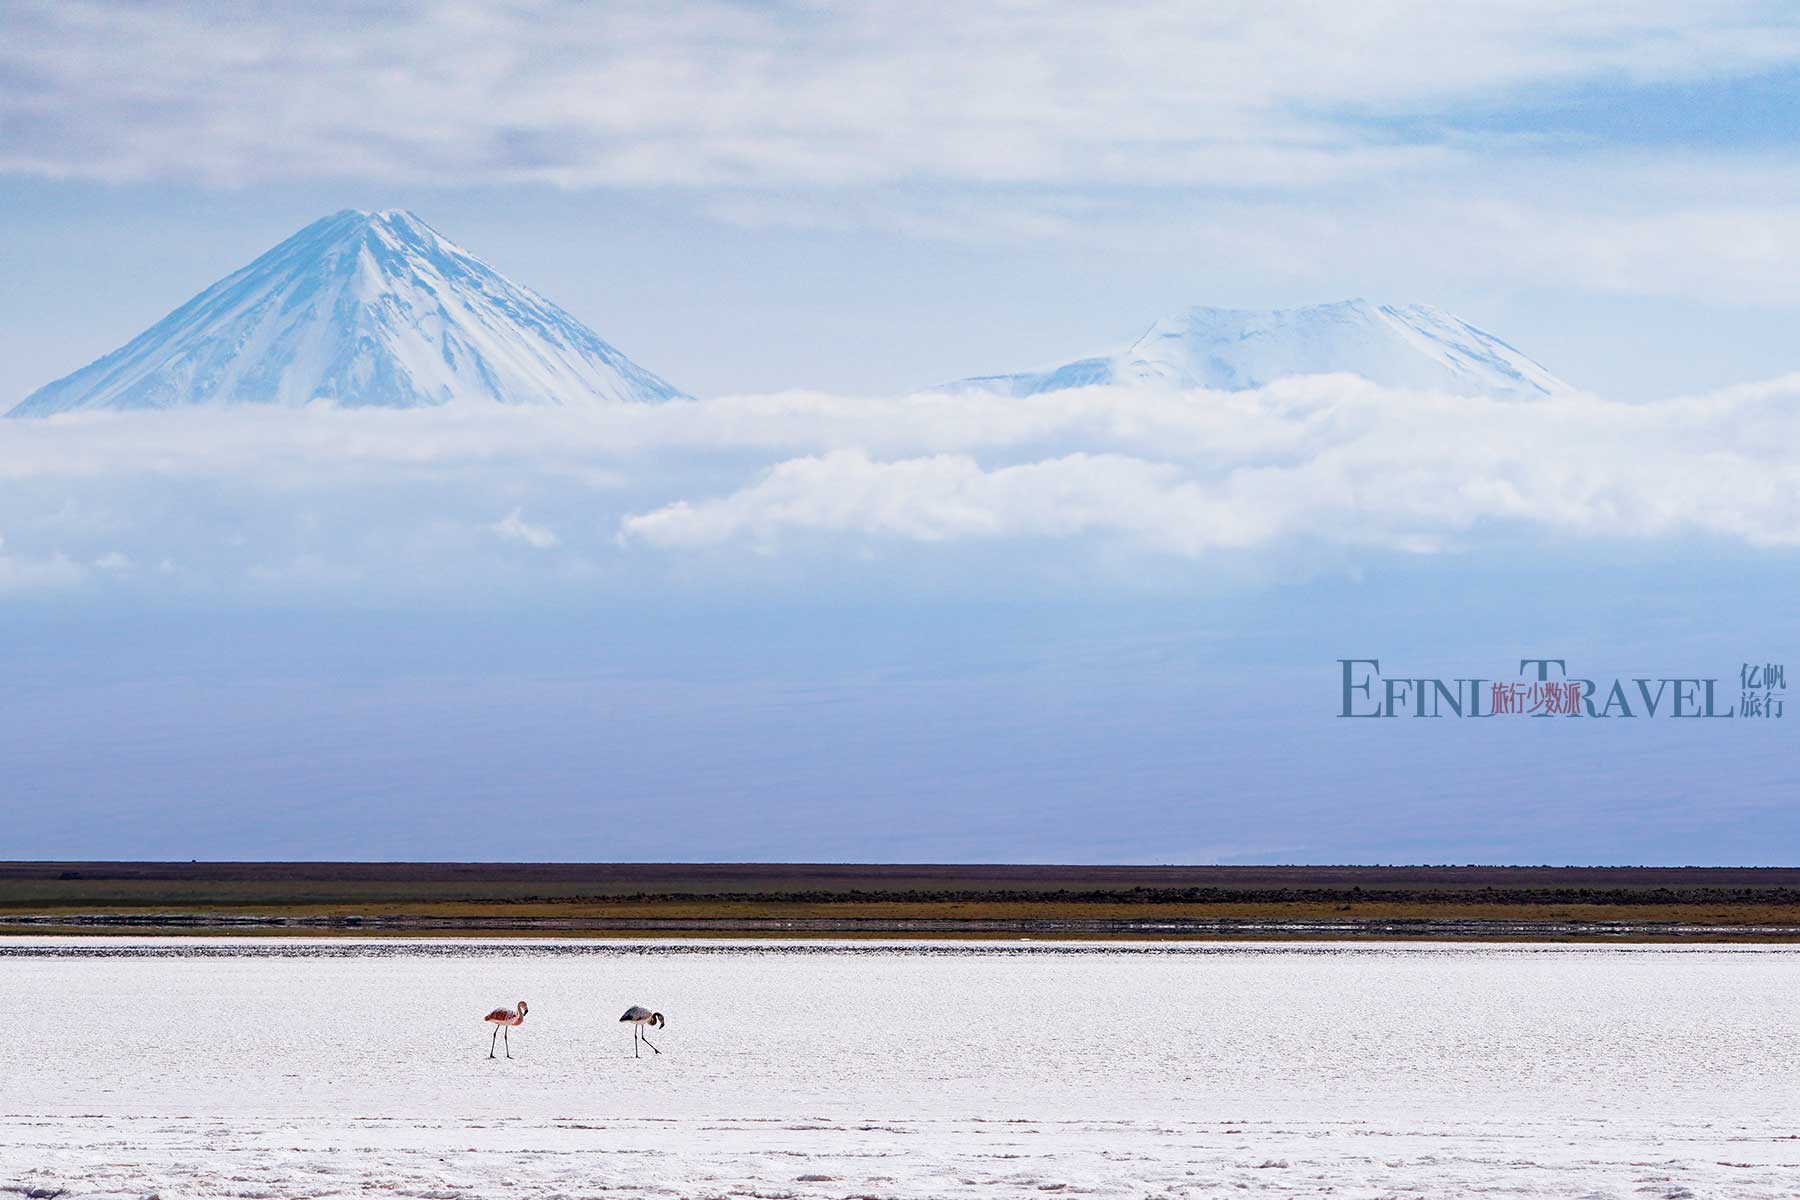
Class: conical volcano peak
950,300,1569,400
356,208,455,247
268,208,443,258
10,211,688,416
301,207,435,236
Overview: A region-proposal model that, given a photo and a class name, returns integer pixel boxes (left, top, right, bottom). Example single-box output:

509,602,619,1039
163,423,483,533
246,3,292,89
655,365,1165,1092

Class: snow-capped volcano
9,209,687,415
948,300,1569,400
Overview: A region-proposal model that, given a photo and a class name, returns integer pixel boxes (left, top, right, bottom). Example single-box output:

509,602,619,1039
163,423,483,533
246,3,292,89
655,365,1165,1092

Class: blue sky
2,2,1798,863
8,571,1798,863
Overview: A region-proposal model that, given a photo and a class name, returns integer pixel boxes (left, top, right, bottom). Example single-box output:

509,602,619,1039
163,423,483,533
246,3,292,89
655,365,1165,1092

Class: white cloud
0,533,85,592
490,508,560,550
620,451,1277,553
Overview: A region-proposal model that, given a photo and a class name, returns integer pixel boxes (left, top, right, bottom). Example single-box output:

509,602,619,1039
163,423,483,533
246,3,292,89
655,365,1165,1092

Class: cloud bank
3,374,1799,602
7,3,1800,306
9,2,1793,191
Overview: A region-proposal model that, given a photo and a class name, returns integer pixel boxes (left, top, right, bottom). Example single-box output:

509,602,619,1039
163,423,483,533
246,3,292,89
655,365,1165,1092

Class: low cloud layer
2,374,1799,602
621,380,1800,554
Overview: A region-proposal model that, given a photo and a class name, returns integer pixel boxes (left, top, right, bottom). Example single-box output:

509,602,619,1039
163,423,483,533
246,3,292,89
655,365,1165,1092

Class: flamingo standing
619,1005,664,1056
484,1000,528,1058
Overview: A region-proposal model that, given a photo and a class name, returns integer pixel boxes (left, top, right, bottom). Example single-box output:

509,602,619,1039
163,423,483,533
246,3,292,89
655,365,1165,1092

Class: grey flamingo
619,1005,664,1056
484,1000,528,1058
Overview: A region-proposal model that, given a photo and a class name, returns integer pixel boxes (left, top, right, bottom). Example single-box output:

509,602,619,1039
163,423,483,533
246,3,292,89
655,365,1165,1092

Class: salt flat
1,938,1795,1198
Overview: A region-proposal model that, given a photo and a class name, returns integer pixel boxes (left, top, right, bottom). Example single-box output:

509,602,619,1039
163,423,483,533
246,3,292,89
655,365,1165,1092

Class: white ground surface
1,938,1796,1198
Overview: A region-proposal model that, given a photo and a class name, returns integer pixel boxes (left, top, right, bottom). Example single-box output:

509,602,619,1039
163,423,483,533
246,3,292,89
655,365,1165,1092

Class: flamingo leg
504,1024,512,1058
640,1031,661,1054
489,1025,499,1058
633,1025,640,1057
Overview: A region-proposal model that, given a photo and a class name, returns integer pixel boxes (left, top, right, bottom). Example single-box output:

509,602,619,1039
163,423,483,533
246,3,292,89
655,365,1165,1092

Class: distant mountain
9,209,687,416
946,300,1569,400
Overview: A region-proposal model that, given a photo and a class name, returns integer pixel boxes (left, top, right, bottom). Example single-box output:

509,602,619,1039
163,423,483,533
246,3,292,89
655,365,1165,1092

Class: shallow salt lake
2,937,1796,1198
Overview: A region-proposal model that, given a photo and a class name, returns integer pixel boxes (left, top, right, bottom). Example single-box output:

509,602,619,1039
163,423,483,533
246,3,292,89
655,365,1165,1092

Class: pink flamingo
484,1000,528,1058
620,1005,664,1056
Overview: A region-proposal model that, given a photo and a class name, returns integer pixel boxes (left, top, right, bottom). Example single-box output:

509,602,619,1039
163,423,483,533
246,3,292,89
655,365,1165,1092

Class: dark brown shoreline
14,861,1800,887
6,862,1800,941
